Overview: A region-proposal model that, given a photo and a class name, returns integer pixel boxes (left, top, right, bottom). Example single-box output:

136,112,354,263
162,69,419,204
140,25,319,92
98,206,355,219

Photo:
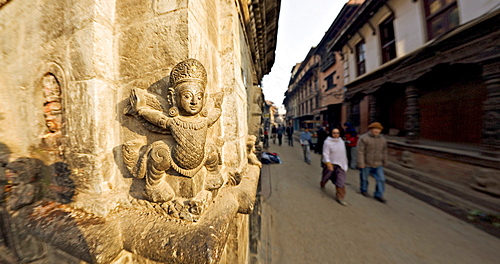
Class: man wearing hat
357,122,388,203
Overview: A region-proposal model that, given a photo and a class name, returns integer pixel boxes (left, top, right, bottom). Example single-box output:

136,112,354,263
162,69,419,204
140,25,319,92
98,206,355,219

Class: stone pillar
481,61,500,157
404,83,420,143
368,95,379,124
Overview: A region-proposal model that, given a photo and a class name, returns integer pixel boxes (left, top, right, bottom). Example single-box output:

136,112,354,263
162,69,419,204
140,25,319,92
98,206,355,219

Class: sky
261,0,347,109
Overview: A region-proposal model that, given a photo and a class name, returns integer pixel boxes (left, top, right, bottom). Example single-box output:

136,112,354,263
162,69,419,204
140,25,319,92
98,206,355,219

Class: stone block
69,23,115,81
66,0,115,32
118,14,188,83
116,0,155,27
153,0,187,15
65,81,97,154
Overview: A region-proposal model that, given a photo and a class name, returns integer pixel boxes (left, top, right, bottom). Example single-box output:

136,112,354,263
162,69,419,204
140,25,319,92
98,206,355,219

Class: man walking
357,122,388,203
277,125,284,146
286,125,294,146
299,128,312,164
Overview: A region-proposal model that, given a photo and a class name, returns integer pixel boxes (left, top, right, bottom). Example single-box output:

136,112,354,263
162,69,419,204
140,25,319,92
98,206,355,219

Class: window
324,72,337,91
423,0,459,40
321,50,337,71
379,15,396,63
355,40,366,76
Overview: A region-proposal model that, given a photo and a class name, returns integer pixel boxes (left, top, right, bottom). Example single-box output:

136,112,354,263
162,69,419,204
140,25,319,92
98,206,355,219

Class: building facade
283,49,321,131
315,0,364,129
283,0,364,131
283,0,499,223
334,0,500,215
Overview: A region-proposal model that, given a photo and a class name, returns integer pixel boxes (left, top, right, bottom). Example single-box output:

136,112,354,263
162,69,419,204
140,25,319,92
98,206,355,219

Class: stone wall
0,0,279,263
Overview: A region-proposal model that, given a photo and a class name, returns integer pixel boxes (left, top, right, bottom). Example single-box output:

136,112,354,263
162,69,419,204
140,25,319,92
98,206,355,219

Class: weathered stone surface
0,0,279,263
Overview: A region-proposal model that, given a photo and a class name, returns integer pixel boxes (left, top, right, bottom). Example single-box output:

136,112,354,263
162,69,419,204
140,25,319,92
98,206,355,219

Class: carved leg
144,141,175,203
188,190,212,215
204,144,223,190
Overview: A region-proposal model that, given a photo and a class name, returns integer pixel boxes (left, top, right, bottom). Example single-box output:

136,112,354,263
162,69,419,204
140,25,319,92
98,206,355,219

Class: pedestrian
315,126,328,155
271,125,277,144
277,125,284,146
344,122,358,169
286,124,294,146
357,122,388,203
321,128,348,206
299,128,312,164
263,130,269,149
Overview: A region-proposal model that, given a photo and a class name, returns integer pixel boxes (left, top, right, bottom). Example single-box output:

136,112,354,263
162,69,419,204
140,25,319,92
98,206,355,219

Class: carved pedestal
368,95,379,124
404,84,420,144
481,61,500,157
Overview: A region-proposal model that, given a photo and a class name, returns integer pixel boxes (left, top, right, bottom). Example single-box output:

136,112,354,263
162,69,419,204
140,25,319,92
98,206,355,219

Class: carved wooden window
423,0,459,40
321,50,336,71
355,40,366,76
379,15,397,64
324,71,337,92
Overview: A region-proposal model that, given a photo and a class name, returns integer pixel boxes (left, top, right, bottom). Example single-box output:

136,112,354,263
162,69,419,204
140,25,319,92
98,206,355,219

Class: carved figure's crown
169,59,207,89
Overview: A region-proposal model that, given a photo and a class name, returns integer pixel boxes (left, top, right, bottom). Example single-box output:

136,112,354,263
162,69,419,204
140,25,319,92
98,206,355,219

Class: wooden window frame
379,15,397,64
423,0,459,40
355,40,366,76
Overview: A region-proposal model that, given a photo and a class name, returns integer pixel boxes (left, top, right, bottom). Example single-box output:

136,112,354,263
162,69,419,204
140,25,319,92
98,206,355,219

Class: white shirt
322,136,348,171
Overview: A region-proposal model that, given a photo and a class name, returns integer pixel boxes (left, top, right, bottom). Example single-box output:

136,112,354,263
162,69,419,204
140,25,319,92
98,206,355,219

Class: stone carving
405,84,420,143
123,59,224,214
471,167,500,196
41,73,63,157
399,150,414,168
11,135,261,263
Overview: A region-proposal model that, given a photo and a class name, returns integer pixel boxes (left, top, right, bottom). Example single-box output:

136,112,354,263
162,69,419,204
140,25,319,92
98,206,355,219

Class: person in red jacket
344,122,358,169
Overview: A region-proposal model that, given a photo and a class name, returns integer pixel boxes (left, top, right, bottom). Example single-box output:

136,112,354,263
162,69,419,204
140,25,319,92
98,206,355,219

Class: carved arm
207,92,223,127
136,107,171,129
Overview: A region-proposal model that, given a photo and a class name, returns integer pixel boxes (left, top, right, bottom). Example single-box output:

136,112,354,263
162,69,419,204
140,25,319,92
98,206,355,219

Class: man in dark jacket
315,126,328,154
357,122,388,203
285,125,294,146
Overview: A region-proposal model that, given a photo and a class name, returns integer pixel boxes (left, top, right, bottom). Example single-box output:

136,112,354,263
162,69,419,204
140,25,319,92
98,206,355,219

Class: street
257,142,500,264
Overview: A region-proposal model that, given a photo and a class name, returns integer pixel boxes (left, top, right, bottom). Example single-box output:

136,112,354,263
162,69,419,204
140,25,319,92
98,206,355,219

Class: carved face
42,74,61,99
45,115,61,132
176,82,204,116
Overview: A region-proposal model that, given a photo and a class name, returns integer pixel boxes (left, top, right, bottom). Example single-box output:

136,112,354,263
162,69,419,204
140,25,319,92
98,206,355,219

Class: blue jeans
301,144,310,163
359,166,385,198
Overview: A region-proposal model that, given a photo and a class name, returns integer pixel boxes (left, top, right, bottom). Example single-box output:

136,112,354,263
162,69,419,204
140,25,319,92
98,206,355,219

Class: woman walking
320,128,349,205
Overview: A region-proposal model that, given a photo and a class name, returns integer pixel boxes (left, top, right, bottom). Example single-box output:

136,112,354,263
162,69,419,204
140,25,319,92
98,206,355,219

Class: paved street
257,142,500,264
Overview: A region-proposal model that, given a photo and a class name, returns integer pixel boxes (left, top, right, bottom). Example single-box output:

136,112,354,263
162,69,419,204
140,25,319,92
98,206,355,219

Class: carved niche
123,58,225,221
41,73,63,157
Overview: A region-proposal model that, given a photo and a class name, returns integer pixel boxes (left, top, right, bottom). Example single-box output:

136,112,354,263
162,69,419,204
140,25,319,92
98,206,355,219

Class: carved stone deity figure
41,74,63,157
123,59,223,205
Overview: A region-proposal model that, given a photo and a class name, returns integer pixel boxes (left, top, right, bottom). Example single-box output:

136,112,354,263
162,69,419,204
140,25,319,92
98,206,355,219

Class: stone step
384,165,500,238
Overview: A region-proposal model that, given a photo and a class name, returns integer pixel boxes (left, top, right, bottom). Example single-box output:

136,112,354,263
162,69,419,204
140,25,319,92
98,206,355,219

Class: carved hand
212,92,223,108
130,88,147,111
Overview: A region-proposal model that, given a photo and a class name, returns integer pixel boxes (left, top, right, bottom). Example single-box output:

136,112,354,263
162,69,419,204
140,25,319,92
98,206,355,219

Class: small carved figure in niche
43,74,61,102
123,58,223,203
41,74,63,156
